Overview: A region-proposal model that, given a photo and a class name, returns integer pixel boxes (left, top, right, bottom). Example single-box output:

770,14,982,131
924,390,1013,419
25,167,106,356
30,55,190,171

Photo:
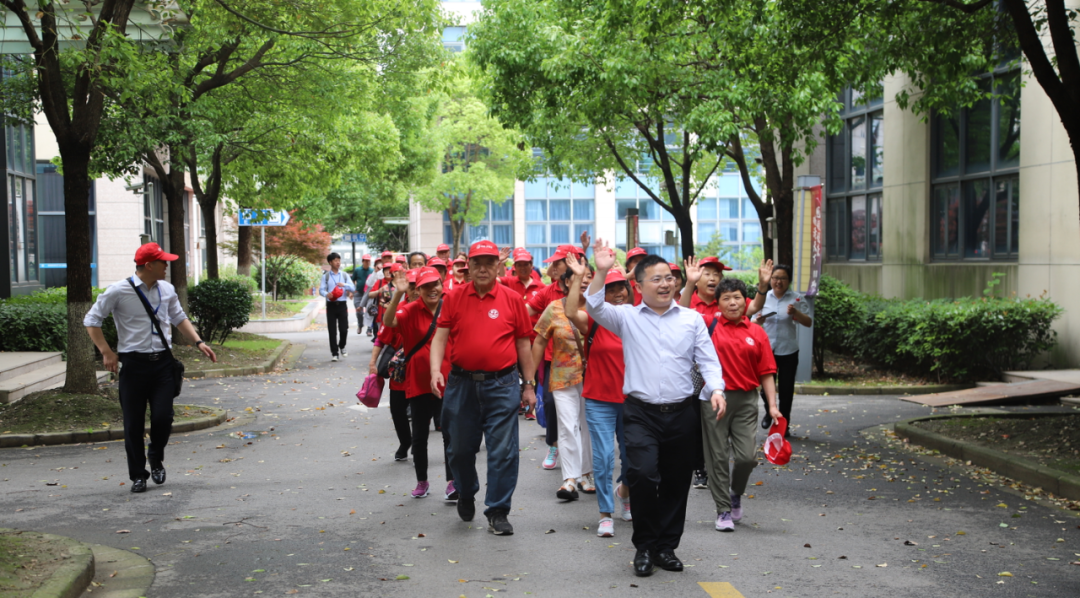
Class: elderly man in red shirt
429,240,538,536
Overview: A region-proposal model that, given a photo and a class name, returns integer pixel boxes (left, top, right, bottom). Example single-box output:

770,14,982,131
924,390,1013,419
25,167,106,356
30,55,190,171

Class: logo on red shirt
488,309,500,319
746,337,755,345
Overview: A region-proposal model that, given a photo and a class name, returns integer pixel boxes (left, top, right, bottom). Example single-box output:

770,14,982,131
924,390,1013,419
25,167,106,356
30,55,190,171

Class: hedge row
813,274,1063,383
0,287,117,354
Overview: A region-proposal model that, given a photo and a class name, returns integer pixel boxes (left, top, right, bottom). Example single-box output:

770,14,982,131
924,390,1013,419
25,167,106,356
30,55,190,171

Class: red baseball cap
436,244,450,252
468,240,500,258
416,267,442,287
394,255,407,263
361,254,371,261
452,257,467,265
381,251,393,258
389,263,404,273
669,262,681,272
764,416,792,465
513,251,534,263
406,269,419,284
134,243,178,266
625,247,647,260
543,244,579,263
604,269,628,285
698,256,733,271
427,257,446,267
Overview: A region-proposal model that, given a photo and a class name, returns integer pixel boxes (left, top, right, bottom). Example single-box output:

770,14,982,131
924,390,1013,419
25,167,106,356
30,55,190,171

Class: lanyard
131,277,163,336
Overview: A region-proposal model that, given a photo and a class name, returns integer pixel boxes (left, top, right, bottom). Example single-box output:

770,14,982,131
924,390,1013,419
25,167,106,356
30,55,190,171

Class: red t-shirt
630,280,643,306
437,282,532,372
583,316,625,403
444,276,465,294
499,275,543,304
710,316,777,392
395,300,451,399
527,281,567,362
375,323,407,391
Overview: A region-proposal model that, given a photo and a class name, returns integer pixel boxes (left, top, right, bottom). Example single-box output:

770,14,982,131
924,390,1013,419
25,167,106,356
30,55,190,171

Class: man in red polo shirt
429,240,537,536
498,250,543,304
435,243,451,263
445,257,467,293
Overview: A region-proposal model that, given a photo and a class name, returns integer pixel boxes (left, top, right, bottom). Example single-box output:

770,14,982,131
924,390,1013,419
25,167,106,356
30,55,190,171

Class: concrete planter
237,300,320,334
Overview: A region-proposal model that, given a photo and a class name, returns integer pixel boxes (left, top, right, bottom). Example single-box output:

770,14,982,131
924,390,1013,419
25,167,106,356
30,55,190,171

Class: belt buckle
659,403,675,413
148,353,160,362
470,373,485,382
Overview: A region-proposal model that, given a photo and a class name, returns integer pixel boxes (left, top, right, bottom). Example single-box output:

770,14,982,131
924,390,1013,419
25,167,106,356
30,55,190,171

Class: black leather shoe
761,414,773,430
130,479,147,493
457,497,475,522
151,465,166,485
655,550,684,572
633,549,655,577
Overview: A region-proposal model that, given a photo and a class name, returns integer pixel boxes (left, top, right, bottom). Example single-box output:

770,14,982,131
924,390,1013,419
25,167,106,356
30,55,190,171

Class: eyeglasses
645,275,677,285
772,277,790,282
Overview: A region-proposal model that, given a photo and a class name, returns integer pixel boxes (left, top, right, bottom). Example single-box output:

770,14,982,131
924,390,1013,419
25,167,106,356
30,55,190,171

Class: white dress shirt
760,289,812,356
585,284,724,404
84,274,188,353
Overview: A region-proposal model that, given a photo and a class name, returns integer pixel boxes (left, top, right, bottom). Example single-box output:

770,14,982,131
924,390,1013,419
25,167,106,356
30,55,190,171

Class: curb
0,405,227,449
238,299,320,334
0,528,95,598
79,543,155,598
894,413,1080,501
795,383,973,396
184,340,290,379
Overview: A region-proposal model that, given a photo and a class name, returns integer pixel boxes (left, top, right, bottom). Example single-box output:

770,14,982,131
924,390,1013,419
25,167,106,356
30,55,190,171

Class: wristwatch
522,379,537,388
195,340,205,346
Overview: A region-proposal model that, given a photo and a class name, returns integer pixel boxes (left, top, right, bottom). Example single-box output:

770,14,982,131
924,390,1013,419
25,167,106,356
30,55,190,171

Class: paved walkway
2,321,1078,597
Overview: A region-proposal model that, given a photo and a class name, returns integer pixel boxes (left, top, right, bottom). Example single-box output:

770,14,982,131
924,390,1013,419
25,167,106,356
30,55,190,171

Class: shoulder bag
387,301,442,384
127,278,185,398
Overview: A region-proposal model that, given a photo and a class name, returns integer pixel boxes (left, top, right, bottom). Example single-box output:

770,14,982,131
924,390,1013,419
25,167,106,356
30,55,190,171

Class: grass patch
248,300,309,319
0,389,210,435
913,414,1080,476
172,331,285,370
0,531,73,596
806,351,932,387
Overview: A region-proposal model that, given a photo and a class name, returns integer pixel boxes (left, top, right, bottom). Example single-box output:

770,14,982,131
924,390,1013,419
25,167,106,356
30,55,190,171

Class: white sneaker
331,355,339,362
341,349,348,357
619,492,632,522
597,517,614,537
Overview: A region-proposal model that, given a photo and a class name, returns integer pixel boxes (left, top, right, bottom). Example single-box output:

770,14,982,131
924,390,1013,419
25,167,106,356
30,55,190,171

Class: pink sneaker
542,446,559,470
444,480,458,501
411,481,429,499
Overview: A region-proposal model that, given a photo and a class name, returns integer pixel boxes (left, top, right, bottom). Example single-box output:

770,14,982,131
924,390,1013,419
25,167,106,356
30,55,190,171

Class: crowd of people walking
327,235,813,577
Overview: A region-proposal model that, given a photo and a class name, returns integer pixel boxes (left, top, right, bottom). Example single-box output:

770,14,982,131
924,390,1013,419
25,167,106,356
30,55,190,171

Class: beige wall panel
1017,164,1054,265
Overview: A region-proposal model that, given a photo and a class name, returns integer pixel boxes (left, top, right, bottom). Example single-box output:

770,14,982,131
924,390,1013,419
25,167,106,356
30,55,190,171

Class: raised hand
683,255,704,285
566,253,587,277
579,229,591,251
392,268,409,289
758,258,774,287
499,246,512,262
593,238,615,271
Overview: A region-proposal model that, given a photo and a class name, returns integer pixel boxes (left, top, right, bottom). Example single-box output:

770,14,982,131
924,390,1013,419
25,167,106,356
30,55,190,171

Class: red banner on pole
806,185,823,297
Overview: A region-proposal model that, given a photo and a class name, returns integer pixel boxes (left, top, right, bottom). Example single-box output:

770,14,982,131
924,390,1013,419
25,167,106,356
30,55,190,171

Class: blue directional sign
341,233,367,243
238,209,291,226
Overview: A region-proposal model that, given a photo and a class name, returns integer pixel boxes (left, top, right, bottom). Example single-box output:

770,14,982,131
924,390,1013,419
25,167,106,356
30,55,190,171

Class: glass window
720,223,739,242
616,199,637,219
742,222,761,243
828,128,847,193
697,198,716,220
849,195,866,260
526,176,595,256
698,222,716,242
719,198,739,219
573,199,594,221
742,198,756,220
637,200,655,220
549,200,571,220
716,176,742,197
868,194,881,259
525,200,546,222
547,181,571,199
526,224,546,244
850,116,867,189
572,180,594,198
550,224,570,244
929,69,1020,261
870,113,884,187
524,179,546,199
490,200,513,221
492,224,513,245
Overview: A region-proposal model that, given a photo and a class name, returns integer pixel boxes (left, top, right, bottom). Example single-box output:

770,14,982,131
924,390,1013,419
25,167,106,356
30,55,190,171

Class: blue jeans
442,369,521,515
585,399,626,515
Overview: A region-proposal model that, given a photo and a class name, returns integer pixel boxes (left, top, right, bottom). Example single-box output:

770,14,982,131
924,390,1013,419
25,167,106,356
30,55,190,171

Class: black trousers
542,360,558,446
326,301,349,356
409,394,451,482
623,397,699,553
118,354,176,481
772,351,799,425
389,389,412,453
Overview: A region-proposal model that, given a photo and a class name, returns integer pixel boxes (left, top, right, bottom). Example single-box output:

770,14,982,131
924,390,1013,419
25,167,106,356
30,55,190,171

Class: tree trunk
237,223,252,276
163,153,189,311
449,214,464,257
58,149,98,394
199,196,220,279
674,206,696,260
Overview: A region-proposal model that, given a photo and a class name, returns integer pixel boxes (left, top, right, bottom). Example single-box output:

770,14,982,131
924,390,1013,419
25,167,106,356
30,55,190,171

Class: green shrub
812,274,867,375
189,278,253,345
812,276,1064,383
253,255,321,300
0,287,118,353
727,272,760,299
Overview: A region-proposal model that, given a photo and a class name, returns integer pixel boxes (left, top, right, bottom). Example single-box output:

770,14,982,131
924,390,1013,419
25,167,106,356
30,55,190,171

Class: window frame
929,67,1020,262
524,177,595,262
826,88,884,263
443,198,514,250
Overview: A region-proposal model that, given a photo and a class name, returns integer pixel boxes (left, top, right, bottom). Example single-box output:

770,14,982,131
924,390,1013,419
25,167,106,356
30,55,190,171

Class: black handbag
127,278,185,398
376,343,396,379
691,317,721,397
387,301,442,384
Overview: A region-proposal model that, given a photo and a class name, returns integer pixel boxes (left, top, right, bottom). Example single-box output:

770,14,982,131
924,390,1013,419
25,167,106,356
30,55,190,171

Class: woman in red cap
525,260,596,502
445,257,467,293
700,277,782,532
383,266,456,501
565,254,633,537
624,247,647,305
368,263,413,461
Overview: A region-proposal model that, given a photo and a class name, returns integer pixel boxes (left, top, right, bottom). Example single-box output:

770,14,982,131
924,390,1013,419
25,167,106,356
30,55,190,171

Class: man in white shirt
319,252,356,361
585,240,726,577
84,243,217,493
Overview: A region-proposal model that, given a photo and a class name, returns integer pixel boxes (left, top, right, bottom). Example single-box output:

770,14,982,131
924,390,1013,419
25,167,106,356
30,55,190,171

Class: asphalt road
2,313,1078,597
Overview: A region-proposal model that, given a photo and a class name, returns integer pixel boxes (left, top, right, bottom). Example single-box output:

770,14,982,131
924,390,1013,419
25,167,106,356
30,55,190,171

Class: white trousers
552,382,592,480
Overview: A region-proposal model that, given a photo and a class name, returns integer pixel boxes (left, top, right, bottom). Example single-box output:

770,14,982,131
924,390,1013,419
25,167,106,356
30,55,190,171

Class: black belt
119,350,172,362
625,394,696,413
450,365,516,381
